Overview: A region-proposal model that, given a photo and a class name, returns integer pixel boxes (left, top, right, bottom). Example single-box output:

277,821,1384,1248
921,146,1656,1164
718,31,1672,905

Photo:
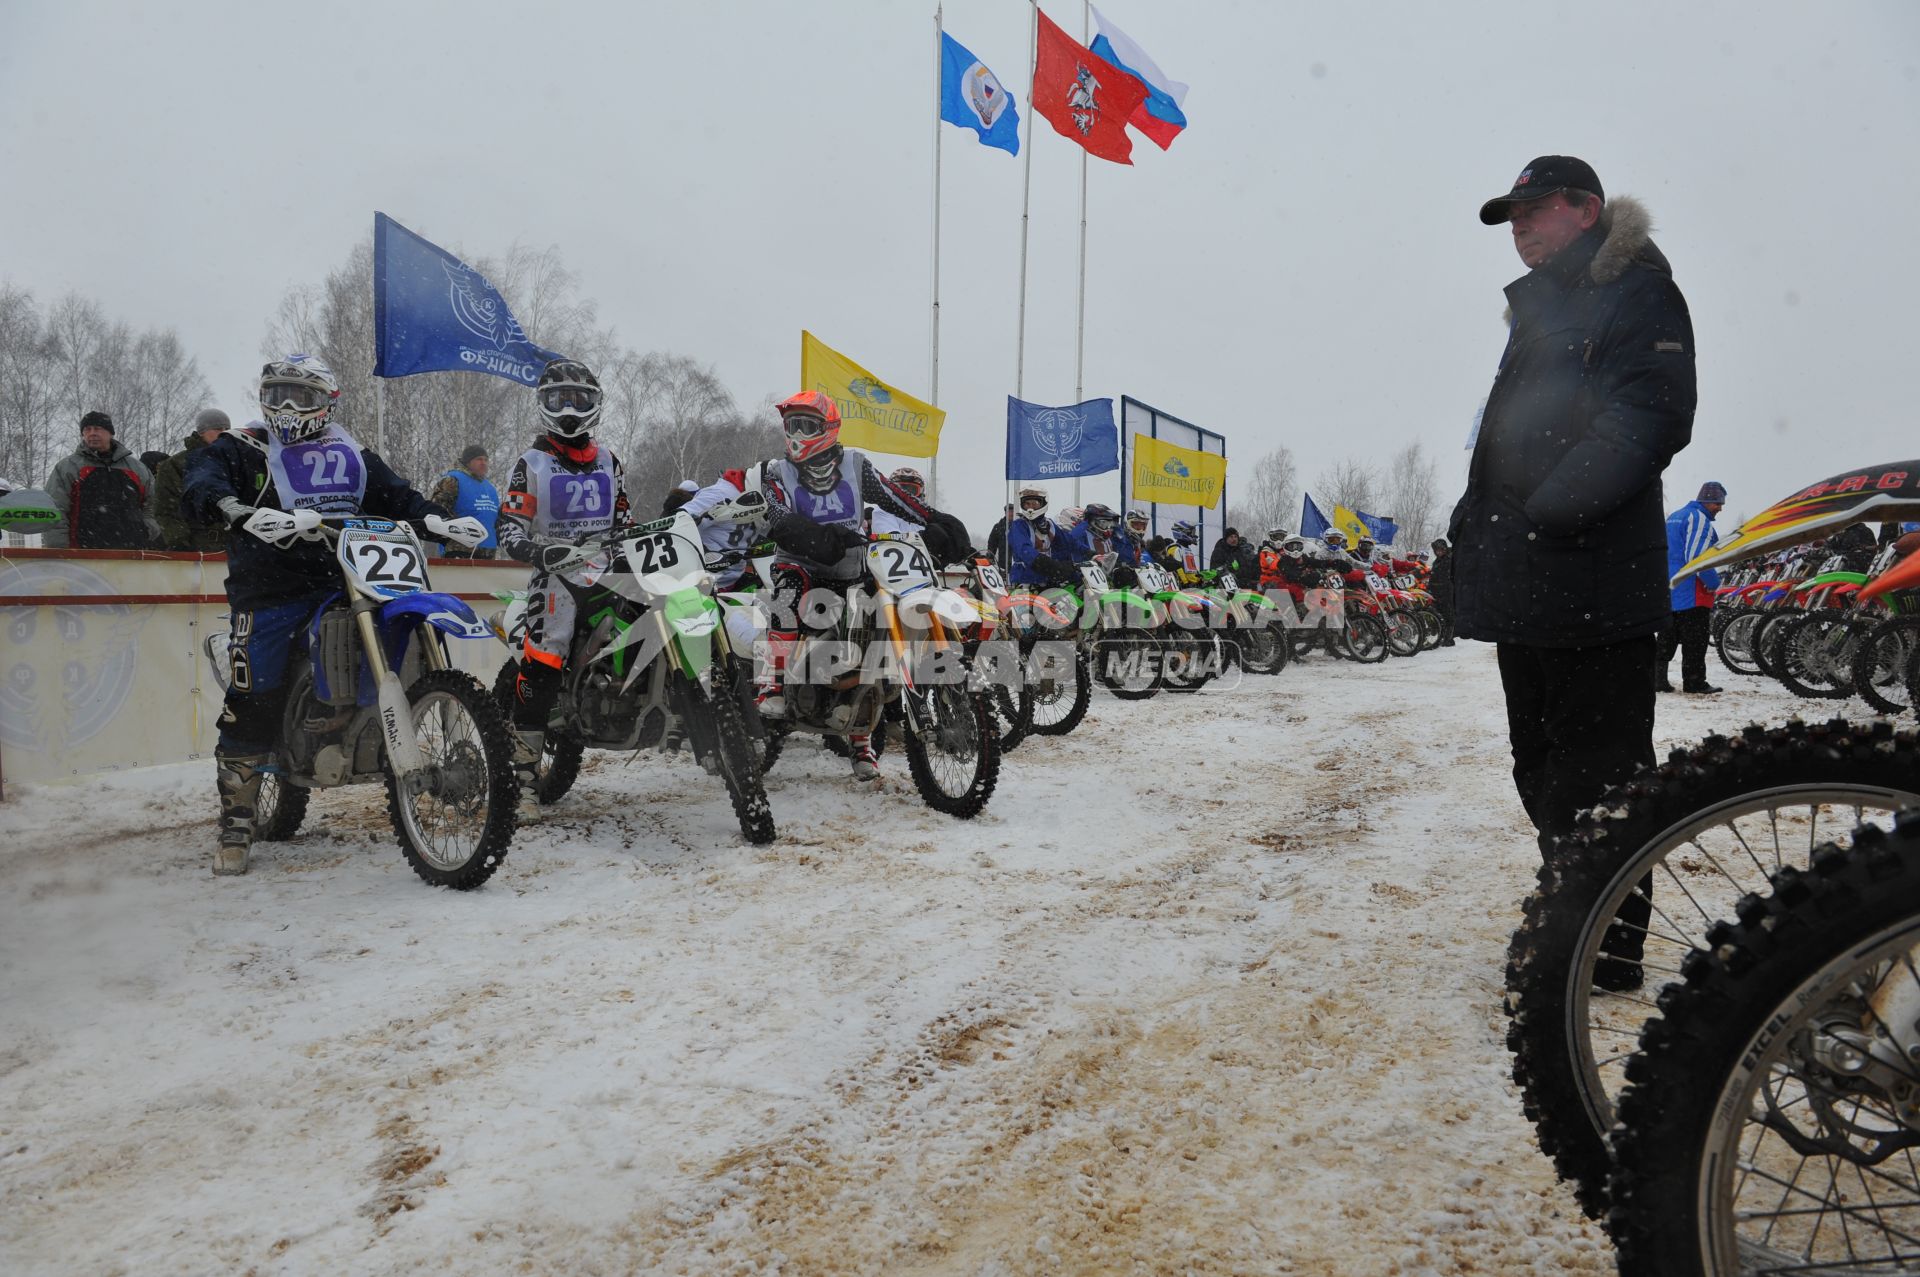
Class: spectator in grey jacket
44,411,161,549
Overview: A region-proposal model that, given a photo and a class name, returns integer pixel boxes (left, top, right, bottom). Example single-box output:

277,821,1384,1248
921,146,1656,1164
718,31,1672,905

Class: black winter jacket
181,434,446,609
1447,197,1697,647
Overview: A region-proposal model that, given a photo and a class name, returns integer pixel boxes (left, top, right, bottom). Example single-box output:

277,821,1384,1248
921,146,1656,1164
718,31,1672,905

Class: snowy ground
1,643,1824,1275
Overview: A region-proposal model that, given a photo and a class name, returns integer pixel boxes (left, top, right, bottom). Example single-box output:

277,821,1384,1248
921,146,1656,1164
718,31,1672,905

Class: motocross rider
181,354,482,876
1007,486,1075,587
747,391,969,782
496,359,633,784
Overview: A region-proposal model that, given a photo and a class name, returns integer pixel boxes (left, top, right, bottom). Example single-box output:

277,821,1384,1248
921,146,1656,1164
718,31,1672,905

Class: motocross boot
847,732,880,783
213,751,267,876
755,630,796,720
511,730,545,789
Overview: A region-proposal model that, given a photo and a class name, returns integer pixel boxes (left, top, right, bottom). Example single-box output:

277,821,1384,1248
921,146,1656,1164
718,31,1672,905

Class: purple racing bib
266,426,368,514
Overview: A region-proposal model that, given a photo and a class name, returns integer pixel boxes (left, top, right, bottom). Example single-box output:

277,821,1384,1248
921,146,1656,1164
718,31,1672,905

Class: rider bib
266,424,368,514
520,447,619,540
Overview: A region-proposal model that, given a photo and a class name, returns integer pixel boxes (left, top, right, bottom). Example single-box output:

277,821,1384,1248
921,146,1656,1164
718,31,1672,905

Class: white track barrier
0,548,524,792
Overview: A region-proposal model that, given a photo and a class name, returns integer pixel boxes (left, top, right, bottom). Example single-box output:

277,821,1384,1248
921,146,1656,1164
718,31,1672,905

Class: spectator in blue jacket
428,445,500,559
1659,480,1725,693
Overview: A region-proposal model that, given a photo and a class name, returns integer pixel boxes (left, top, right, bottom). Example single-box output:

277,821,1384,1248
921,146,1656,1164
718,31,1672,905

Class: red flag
1032,10,1150,165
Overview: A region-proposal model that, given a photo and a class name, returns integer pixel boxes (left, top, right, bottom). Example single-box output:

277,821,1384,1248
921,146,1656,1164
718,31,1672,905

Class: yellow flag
1130,433,1227,509
1332,505,1374,542
799,331,944,459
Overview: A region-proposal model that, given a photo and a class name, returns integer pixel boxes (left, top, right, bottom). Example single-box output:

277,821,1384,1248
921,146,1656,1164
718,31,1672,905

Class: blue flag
1301,492,1331,538
373,212,563,385
1006,396,1119,480
940,31,1020,154
1368,515,1399,546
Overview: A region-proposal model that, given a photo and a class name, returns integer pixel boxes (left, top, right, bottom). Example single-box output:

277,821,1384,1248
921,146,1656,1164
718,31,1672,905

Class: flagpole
1073,0,1090,511
1012,0,1038,511
929,3,944,502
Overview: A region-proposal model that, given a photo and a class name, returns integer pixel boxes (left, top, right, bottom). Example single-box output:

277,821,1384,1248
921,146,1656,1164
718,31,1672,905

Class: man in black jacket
1448,156,1697,987
1209,527,1259,583
1428,538,1456,645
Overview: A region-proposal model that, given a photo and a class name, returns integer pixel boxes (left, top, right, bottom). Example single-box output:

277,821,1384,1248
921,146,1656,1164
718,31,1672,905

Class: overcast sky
4,0,1917,533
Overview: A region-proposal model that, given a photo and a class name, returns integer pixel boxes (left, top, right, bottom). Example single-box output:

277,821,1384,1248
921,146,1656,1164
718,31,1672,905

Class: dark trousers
1657,606,1711,689
1498,636,1659,966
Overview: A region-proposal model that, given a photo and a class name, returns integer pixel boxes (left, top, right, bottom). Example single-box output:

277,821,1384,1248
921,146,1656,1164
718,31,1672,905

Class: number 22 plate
340,528,428,595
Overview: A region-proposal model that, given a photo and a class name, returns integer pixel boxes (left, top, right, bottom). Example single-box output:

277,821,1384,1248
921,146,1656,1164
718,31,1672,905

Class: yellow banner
1130,433,1227,509
799,331,944,459
1332,504,1374,542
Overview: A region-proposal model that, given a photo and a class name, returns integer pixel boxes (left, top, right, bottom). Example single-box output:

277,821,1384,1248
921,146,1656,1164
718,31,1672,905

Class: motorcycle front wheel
902,683,1000,818
1383,609,1421,657
1504,718,1920,1217
1096,626,1167,699
1237,618,1289,675
702,678,776,845
387,668,518,890
1026,640,1092,735
1341,613,1388,663
1608,814,1920,1275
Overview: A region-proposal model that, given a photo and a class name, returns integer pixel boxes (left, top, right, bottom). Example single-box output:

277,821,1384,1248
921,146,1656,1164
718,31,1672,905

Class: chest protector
751,453,869,577
520,446,619,540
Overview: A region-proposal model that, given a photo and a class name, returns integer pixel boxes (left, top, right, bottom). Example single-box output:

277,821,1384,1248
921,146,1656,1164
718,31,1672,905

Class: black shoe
1593,958,1644,993
1682,683,1723,695
1656,680,1674,693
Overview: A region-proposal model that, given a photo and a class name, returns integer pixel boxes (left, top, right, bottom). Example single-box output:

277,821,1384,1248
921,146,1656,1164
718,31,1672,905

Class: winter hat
193,407,231,434
460,444,489,466
1698,481,1727,503
80,410,114,435
675,479,700,494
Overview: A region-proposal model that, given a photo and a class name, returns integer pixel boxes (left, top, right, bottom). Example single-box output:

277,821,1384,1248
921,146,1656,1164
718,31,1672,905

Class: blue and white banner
940,31,1020,154
1006,396,1119,480
1301,492,1331,538
373,212,563,385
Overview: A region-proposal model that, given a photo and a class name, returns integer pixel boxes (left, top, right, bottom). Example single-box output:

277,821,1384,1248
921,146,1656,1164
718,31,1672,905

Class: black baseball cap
1479,155,1604,225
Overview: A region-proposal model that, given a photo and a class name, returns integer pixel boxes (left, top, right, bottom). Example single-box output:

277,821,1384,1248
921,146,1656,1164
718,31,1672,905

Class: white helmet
1371,545,1393,565
258,354,339,446
1016,486,1048,522
1058,505,1085,530
536,359,603,442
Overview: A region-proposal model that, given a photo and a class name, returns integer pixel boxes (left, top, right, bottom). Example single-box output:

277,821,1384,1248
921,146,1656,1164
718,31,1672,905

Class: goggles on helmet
261,383,331,412
783,412,831,438
540,385,601,413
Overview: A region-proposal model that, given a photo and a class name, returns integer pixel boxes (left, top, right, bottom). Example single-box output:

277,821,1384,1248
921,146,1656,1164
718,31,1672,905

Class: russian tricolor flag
1090,6,1189,150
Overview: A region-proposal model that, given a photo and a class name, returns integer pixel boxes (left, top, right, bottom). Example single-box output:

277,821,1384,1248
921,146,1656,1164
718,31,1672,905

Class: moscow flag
1032,10,1149,165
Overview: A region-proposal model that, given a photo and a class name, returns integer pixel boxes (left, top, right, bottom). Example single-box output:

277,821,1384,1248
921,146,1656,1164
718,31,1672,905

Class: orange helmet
777,391,842,464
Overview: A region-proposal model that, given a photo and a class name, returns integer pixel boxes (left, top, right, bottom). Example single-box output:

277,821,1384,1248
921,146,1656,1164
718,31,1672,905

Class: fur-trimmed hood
1500,195,1665,324
1588,195,1659,285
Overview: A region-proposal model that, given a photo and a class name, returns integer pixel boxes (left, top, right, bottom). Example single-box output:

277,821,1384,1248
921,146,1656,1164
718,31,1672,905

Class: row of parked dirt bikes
1500,492,1920,1271
1712,536,1920,710
171,490,1446,893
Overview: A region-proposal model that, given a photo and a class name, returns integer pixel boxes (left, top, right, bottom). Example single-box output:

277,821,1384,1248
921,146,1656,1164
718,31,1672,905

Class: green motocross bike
488,500,776,845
